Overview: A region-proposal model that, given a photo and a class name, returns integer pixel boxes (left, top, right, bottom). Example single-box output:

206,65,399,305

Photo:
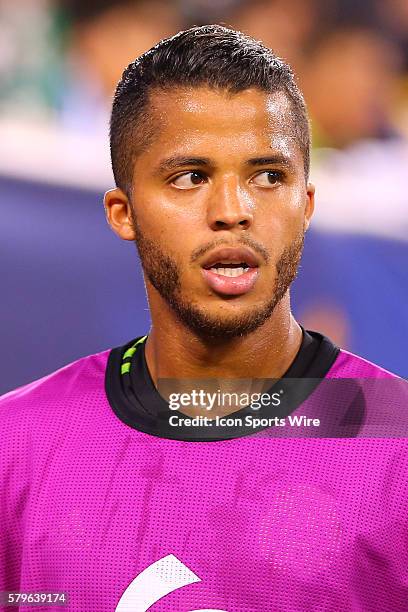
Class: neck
144,292,303,385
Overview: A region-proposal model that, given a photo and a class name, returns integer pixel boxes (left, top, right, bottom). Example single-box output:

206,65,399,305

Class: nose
206,176,253,231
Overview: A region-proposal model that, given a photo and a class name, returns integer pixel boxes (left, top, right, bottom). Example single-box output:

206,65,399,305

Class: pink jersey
1,343,407,611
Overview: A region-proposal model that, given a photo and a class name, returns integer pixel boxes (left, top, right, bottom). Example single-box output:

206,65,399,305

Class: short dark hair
110,24,310,194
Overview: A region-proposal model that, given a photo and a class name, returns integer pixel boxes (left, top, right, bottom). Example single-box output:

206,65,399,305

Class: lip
202,267,259,296
200,247,261,296
201,246,260,270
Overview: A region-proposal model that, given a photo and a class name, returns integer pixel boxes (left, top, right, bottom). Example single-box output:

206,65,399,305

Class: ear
304,182,315,231
104,188,136,241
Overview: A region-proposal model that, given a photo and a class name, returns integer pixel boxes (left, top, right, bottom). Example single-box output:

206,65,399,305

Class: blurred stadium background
1,0,407,394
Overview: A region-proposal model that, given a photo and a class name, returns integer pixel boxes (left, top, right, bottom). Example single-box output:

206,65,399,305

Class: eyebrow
245,155,296,172
154,153,296,175
155,156,212,174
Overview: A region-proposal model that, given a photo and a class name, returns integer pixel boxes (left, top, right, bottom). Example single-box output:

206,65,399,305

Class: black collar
105,328,340,441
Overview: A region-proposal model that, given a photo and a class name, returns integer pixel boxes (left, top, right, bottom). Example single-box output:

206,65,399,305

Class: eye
171,171,207,189
251,170,283,187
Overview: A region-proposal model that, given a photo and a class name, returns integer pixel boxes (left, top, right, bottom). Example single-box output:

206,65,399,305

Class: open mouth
201,247,260,296
206,262,251,277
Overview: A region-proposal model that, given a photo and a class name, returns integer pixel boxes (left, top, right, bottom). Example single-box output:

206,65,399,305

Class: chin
170,298,276,340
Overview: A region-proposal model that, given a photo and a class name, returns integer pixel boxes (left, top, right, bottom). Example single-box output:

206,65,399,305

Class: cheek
255,187,306,238
133,195,201,261
134,183,206,227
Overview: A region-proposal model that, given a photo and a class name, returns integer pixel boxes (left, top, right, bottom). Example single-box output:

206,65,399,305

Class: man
1,25,407,611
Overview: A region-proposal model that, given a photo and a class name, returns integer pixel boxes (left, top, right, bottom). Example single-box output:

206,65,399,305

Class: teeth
211,267,247,277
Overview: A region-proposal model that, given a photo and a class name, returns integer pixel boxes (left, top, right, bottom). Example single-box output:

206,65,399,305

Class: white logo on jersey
115,554,227,611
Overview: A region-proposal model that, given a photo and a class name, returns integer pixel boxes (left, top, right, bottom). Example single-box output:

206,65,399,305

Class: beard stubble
131,215,304,340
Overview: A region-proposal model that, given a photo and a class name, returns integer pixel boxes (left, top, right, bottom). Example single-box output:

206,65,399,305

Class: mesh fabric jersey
1,332,407,611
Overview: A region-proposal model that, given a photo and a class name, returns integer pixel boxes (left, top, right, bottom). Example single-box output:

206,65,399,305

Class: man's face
107,86,314,338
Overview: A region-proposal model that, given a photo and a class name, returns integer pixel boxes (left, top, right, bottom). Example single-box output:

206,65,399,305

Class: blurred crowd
0,0,407,379
1,0,408,144
1,0,408,235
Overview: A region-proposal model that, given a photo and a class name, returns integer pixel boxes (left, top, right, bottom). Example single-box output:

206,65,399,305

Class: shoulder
327,348,402,379
0,348,111,426
0,349,115,498
326,349,407,434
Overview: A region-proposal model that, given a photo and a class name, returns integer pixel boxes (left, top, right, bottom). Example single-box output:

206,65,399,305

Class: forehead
141,86,301,161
